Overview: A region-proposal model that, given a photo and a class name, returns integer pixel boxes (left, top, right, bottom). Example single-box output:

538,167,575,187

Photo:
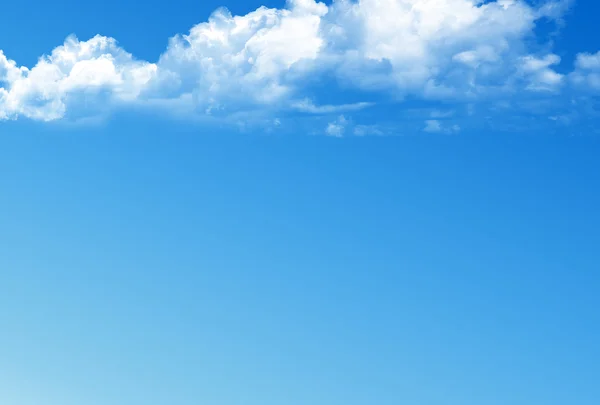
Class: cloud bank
0,0,597,132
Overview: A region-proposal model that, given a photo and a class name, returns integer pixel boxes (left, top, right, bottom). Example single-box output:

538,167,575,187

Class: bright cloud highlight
0,0,597,130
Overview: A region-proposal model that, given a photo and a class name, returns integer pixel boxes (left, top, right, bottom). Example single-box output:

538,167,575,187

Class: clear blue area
2,115,599,405
1,1,600,405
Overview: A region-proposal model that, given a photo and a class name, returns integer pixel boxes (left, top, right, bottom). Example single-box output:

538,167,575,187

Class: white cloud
353,124,385,136
290,98,373,113
518,54,563,92
574,52,600,70
536,0,574,20
570,51,600,92
0,0,598,124
424,119,443,133
153,0,329,113
324,0,540,98
0,35,156,121
424,119,460,134
325,115,348,137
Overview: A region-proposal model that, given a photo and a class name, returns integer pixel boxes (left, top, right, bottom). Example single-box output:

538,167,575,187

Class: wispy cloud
424,119,460,134
291,98,374,114
325,115,348,137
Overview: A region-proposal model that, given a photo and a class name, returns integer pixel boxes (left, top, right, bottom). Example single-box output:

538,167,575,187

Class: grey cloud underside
0,0,598,123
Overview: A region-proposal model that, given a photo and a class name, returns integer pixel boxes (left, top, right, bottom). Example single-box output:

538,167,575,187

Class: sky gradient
1,1,600,405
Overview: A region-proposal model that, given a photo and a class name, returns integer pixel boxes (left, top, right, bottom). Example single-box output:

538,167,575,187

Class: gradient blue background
1,1,600,405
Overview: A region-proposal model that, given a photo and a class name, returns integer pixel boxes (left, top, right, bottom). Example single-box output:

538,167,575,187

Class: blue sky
1,1,600,405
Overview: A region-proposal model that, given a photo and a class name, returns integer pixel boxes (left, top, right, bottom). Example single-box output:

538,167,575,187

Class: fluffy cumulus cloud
153,0,328,113
0,36,156,121
0,0,598,128
326,0,537,96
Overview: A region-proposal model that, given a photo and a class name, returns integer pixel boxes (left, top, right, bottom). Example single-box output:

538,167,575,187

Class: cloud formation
325,115,348,137
0,0,597,129
0,36,156,121
570,51,600,91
